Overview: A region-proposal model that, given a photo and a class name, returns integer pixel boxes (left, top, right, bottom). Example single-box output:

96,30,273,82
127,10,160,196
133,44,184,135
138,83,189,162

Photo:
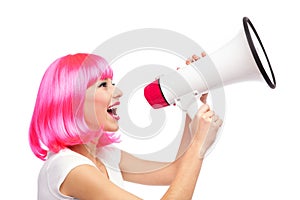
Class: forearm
122,104,221,198
176,114,191,155
161,138,204,200
121,114,194,186
161,103,223,199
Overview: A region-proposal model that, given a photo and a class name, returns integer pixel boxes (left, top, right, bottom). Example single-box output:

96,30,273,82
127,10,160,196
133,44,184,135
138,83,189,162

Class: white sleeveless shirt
38,145,124,200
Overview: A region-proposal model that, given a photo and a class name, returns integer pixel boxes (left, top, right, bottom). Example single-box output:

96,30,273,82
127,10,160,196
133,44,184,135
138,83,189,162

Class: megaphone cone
144,17,276,109
210,17,276,89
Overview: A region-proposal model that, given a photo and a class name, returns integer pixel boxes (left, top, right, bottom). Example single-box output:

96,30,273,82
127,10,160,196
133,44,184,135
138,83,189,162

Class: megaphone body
144,17,276,112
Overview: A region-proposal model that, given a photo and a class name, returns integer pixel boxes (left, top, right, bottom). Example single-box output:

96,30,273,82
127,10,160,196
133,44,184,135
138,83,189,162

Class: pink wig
29,53,120,160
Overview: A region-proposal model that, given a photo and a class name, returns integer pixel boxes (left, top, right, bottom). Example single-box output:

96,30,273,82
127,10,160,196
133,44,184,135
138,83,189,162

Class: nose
113,86,123,99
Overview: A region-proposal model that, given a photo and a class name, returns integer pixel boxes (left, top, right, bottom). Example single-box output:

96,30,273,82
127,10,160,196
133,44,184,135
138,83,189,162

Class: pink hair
29,53,120,160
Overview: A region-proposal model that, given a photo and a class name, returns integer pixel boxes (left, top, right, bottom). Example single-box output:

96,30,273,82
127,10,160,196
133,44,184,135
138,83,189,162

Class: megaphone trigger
174,91,204,119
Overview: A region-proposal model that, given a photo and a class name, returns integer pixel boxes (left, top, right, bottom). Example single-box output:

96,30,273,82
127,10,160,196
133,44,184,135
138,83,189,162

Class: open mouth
107,102,120,120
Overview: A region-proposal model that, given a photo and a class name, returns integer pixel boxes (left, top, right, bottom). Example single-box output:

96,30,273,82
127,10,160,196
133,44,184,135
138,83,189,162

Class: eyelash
97,82,115,88
98,82,107,88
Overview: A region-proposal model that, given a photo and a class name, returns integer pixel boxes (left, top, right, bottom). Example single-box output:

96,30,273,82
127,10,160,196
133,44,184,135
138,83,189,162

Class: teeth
107,105,120,120
107,106,118,115
107,103,121,120
111,108,117,115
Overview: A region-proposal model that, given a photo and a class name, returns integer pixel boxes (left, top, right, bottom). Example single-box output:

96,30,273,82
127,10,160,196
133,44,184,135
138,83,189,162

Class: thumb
196,104,210,117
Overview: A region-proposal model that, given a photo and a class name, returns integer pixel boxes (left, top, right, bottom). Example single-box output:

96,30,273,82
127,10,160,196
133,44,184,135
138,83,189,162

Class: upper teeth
107,106,118,115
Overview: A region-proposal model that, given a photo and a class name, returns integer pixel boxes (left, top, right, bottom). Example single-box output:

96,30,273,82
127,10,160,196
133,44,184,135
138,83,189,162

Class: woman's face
84,78,123,132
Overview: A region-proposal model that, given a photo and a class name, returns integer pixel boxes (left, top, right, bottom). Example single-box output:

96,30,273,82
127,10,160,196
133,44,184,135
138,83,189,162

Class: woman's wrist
186,135,206,160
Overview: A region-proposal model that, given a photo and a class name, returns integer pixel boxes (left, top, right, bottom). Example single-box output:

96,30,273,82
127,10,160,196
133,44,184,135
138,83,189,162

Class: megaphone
144,17,276,111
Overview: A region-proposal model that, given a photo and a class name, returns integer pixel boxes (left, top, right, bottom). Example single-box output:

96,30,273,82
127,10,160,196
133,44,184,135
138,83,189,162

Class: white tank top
38,145,124,200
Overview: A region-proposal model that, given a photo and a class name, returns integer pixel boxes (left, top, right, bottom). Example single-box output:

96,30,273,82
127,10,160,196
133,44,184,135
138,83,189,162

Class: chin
111,126,119,132
105,124,119,132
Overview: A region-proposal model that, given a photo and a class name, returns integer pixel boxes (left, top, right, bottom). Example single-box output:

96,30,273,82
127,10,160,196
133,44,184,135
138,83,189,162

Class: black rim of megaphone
243,17,276,89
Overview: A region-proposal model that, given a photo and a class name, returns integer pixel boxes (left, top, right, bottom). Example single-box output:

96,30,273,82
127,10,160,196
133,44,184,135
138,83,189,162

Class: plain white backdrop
1,0,299,199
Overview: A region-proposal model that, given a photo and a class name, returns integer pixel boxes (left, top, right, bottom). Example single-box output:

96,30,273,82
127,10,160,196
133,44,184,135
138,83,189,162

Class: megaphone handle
176,92,202,119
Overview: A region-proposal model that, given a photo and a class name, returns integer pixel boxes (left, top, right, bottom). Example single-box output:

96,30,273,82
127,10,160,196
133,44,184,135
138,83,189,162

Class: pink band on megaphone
144,79,169,109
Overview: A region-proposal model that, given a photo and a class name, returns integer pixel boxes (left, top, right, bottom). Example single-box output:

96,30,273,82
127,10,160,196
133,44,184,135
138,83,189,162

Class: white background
1,0,299,199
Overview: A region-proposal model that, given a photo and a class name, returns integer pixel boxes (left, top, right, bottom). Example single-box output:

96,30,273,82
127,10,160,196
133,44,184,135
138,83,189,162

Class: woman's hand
189,103,223,158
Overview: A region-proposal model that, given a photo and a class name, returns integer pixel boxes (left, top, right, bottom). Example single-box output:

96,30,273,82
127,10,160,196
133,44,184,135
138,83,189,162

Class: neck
69,139,98,160
69,141,109,177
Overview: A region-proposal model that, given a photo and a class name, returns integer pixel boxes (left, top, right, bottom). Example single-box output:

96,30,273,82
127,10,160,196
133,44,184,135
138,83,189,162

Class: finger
215,119,223,127
186,54,200,65
196,104,210,117
214,117,223,127
200,93,208,104
186,58,192,65
192,54,200,61
202,110,215,119
211,114,218,121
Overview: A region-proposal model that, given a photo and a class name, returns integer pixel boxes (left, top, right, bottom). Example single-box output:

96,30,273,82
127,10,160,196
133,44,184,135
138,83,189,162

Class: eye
98,82,107,88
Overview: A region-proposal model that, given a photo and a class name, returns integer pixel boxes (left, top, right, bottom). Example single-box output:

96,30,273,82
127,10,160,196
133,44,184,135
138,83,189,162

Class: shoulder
61,163,141,199
59,163,104,198
38,149,98,199
39,149,97,195
44,148,96,173
59,153,123,199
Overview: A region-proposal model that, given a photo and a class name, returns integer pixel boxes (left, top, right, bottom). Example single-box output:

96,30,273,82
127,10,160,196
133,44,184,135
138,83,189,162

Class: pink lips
108,101,120,108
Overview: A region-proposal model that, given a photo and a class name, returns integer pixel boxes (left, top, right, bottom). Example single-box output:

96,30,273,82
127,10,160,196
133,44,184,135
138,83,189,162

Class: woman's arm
60,164,142,200
60,104,222,200
120,113,193,186
120,93,209,186
161,103,222,199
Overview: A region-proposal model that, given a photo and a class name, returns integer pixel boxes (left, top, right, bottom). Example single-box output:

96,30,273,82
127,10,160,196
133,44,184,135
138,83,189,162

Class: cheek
94,97,107,119
84,96,98,129
94,92,111,121
84,92,107,129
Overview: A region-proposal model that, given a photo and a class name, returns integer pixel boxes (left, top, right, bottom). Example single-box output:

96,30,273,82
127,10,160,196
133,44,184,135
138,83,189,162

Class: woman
29,53,222,199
